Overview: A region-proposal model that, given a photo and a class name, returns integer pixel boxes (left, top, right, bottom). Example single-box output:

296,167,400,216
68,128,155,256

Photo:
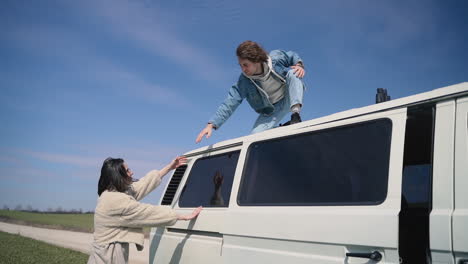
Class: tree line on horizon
2,204,94,214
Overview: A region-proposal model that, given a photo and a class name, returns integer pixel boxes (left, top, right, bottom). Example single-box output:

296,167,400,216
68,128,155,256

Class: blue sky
1,0,467,211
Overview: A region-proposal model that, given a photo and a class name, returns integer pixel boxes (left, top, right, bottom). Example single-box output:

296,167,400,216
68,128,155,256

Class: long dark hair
97,157,131,196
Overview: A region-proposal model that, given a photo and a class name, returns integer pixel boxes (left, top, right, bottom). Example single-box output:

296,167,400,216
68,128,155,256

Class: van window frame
237,118,393,207
177,150,241,208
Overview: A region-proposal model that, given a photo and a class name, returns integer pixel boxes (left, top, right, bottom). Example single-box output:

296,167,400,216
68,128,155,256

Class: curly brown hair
236,41,268,63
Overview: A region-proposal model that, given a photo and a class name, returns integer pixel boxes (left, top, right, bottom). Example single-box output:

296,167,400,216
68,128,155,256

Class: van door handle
346,251,382,261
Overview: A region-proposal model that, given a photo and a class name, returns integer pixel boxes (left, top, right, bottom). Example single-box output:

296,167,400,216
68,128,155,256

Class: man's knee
286,69,300,80
286,69,305,91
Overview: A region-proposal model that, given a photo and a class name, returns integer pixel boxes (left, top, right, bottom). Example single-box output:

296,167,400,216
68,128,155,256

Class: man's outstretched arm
196,85,243,143
196,123,215,143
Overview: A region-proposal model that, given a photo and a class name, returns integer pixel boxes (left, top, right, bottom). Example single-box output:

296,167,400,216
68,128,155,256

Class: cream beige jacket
92,170,178,250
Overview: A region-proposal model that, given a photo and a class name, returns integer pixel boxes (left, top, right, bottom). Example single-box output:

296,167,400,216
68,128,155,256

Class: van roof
186,82,468,156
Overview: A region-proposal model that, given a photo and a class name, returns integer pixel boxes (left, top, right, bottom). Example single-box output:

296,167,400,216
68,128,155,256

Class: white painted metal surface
220,109,406,264
151,146,242,264
454,96,468,263
150,82,468,264
431,100,456,264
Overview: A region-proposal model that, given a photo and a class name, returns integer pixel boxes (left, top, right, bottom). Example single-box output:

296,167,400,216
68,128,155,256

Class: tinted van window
238,119,392,206
179,151,240,207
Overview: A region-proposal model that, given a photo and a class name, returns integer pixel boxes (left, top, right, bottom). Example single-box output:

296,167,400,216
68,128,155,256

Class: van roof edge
187,82,468,155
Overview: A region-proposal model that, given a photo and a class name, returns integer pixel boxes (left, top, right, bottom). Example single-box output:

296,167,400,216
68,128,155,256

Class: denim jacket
208,50,304,129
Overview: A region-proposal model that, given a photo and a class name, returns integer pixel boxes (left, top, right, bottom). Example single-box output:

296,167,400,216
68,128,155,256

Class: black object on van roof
376,88,391,104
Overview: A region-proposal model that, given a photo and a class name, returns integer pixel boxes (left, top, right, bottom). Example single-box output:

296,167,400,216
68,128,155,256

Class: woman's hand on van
196,123,214,143
169,156,187,170
160,156,188,177
177,206,203,221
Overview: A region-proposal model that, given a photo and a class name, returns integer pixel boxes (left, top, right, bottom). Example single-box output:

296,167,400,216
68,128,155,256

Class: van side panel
454,96,468,262
223,109,407,264
151,148,242,264
431,101,456,264
149,84,468,264
151,229,223,263
223,235,346,264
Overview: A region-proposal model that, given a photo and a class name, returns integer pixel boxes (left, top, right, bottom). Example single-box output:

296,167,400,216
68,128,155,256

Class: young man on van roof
196,40,307,143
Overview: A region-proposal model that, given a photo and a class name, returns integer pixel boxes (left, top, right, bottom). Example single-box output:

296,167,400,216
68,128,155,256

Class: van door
223,109,407,264
399,104,434,263
150,148,242,264
453,96,468,263
429,100,455,264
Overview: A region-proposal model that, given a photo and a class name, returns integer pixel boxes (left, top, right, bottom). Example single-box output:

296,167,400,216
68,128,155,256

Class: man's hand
213,171,224,188
169,156,187,170
291,65,305,78
177,206,203,221
196,123,214,143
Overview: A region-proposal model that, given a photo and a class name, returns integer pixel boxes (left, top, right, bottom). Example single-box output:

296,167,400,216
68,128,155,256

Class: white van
150,82,468,264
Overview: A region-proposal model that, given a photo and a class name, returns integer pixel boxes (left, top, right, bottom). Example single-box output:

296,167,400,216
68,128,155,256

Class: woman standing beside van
87,156,202,264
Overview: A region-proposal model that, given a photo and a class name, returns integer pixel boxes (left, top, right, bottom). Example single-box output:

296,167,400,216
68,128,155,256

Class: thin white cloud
92,64,192,108
0,166,61,182
0,147,102,170
71,142,187,173
1,142,185,180
0,154,23,166
4,23,193,108
22,150,100,168
77,0,230,83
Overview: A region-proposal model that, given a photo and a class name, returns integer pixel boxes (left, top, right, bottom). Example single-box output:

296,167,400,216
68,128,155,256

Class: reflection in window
179,151,240,207
402,165,431,207
238,119,392,206
399,106,434,264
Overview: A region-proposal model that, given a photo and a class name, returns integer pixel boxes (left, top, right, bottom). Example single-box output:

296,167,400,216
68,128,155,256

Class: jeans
251,69,304,134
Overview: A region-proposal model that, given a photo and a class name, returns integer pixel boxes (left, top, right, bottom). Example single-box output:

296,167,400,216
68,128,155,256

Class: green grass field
0,210,93,233
0,231,89,264
0,210,150,236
